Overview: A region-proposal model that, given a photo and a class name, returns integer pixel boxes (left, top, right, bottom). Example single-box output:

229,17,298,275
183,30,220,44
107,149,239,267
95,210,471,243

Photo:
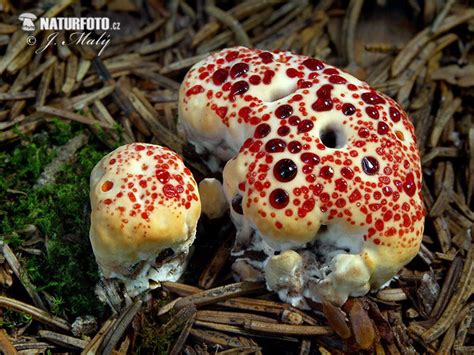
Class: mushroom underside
104,234,195,298
231,222,373,308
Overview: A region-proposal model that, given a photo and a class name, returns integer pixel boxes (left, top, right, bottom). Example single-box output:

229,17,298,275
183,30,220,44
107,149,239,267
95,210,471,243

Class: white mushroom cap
198,178,228,219
89,143,201,285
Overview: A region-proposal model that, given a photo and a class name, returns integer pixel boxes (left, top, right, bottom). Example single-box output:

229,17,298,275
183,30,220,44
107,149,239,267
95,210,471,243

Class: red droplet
288,141,302,153
249,75,261,85
225,50,238,62
104,198,112,205
216,106,227,118
212,69,228,85
286,68,301,78
362,156,379,175
403,172,416,197
301,152,320,165
186,85,204,96
101,180,113,192
361,91,386,105
230,81,249,98
155,169,171,184
298,79,312,88
329,75,347,84
254,123,271,138
265,138,286,153
288,116,300,126
297,119,314,133
302,58,324,70
366,106,379,119
259,52,274,63
275,104,293,119
270,188,290,209
377,121,389,135
389,106,401,122
263,69,275,84
335,178,348,192
274,159,298,182
163,184,177,198
342,103,356,116
312,84,333,112
128,192,136,202
278,126,290,136
358,127,370,138
319,166,334,179
341,167,354,179
230,62,249,79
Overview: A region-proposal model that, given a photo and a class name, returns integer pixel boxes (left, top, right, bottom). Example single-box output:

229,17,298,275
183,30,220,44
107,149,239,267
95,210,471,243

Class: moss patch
0,121,112,318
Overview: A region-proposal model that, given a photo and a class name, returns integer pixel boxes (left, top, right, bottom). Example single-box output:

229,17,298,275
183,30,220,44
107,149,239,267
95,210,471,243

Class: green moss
0,121,109,318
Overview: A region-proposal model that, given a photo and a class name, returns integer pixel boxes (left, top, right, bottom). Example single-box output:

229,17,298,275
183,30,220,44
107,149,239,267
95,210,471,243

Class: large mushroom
179,47,425,307
89,143,201,297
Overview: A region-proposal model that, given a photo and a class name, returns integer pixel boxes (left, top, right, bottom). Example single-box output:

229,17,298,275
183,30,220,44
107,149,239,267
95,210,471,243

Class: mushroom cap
89,143,201,278
179,47,425,291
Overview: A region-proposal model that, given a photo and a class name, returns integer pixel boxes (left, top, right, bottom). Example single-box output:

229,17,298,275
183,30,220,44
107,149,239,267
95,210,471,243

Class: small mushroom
198,178,228,219
89,143,201,296
179,47,425,307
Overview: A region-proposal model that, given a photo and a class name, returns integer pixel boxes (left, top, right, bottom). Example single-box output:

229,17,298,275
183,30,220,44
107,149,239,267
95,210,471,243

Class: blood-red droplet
312,84,333,112
288,116,300,126
163,184,177,198
232,194,243,214
104,198,112,205
361,91,386,105
230,62,249,79
230,81,249,98
366,106,379,119
278,126,290,136
212,68,228,85
342,103,356,116
270,188,290,209
186,85,204,96
358,127,370,138
249,75,261,85
403,172,416,197
301,152,320,165
275,104,293,119
297,119,314,133
302,58,324,71
156,169,171,184
319,166,334,179
288,141,302,153
341,167,354,179
389,106,401,122
225,51,238,62
274,159,298,182
259,52,273,63
329,75,347,84
254,123,271,138
265,138,286,153
362,156,379,175
377,121,389,135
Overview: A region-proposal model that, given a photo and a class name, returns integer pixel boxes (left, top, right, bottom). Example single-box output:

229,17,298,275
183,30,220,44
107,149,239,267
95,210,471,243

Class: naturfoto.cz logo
18,13,120,56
